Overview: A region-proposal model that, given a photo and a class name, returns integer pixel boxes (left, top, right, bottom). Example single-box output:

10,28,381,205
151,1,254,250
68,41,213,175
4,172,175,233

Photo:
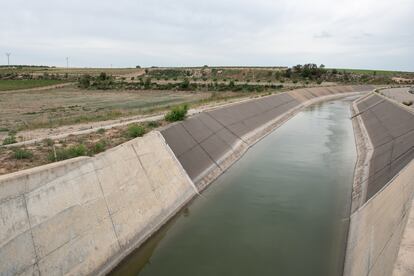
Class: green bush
3,135,17,145
49,144,87,162
97,128,106,134
146,121,160,128
13,148,33,160
78,74,91,89
91,140,107,154
164,104,189,122
126,124,146,138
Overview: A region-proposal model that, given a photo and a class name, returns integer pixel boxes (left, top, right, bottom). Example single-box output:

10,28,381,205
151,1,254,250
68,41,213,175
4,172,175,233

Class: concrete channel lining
355,94,414,202
0,132,197,276
0,84,379,276
161,85,375,188
345,92,414,276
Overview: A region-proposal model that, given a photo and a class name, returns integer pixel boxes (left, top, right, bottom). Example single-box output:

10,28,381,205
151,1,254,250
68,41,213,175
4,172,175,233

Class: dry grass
0,120,168,175
0,85,210,131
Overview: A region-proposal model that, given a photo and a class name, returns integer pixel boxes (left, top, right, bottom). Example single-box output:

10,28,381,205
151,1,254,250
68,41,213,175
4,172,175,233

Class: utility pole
6,53,11,66
66,57,69,68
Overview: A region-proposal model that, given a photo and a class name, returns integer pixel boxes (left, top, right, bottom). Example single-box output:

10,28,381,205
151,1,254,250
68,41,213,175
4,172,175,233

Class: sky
1,0,413,71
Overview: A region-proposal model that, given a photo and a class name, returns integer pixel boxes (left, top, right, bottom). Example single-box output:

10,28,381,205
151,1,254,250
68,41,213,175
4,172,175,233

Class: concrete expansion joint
21,193,41,275
204,112,248,145
93,165,122,251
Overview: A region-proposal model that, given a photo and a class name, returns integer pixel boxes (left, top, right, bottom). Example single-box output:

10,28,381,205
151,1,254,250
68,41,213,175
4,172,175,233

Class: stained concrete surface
381,87,414,107
345,94,414,276
0,85,377,276
344,160,414,276
161,85,374,188
356,94,414,201
0,132,196,276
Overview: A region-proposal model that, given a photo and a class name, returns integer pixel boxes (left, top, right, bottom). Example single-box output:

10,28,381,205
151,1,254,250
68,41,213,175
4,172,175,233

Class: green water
110,99,357,276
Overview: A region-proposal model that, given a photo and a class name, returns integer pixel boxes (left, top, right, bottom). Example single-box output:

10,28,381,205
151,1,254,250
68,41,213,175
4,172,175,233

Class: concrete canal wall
161,85,374,190
0,132,197,276
0,85,375,275
344,94,414,276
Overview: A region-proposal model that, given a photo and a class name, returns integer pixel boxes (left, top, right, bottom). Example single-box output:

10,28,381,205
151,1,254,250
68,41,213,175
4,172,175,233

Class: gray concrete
344,159,414,276
0,85,378,276
0,132,196,276
381,87,414,108
393,196,414,276
356,94,414,201
161,85,375,189
345,94,414,276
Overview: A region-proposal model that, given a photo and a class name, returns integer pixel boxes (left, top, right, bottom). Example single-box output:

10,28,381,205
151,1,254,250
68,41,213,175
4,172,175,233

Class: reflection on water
110,98,357,276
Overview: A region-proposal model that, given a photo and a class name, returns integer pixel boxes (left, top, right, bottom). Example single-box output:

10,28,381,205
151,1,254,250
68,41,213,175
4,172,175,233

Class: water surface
110,98,357,276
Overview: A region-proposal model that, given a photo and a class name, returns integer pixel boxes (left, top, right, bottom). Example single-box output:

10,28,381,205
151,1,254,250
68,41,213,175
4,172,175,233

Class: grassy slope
0,80,68,91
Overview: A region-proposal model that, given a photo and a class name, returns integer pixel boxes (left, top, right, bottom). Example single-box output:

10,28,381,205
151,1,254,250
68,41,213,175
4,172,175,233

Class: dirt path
0,82,75,94
2,94,264,147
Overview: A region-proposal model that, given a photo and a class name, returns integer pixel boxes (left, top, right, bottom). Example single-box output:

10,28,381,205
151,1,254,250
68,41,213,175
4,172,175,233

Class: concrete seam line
180,121,223,171
353,159,414,212
366,201,411,275
375,90,414,115
350,100,373,211
93,164,122,250
21,193,41,275
131,144,162,203
350,99,386,119
204,112,248,145
155,131,200,195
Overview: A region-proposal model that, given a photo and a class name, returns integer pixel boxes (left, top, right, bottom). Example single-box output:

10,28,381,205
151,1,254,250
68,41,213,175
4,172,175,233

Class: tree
180,78,190,90
98,72,108,81
78,74,91,89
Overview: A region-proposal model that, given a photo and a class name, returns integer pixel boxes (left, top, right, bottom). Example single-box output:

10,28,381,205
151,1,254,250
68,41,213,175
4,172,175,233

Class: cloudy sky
2,0,413,70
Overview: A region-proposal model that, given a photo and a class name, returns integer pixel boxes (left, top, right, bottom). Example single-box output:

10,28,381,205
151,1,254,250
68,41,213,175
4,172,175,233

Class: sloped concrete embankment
344,94,414,276
0,132,197,276
161,85,374,190
0,85,373,276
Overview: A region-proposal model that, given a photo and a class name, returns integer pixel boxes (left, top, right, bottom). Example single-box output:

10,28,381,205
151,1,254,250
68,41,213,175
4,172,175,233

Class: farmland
0,79,69,91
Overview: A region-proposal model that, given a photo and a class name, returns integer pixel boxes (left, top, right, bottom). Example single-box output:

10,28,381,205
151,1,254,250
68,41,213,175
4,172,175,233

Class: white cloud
1,0,413,70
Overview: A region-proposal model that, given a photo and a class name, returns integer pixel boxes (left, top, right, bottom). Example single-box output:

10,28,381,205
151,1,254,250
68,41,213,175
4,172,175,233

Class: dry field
0,85,210,132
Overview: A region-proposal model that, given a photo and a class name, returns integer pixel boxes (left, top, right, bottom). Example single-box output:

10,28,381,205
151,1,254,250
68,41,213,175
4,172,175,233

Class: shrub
43,138,54,146
146,121,160,128
126,124,145,138
98,72,109,81
164,104,189,122
49,144,87,162
3,136,17,145
13,148,33,160
97,128,106,134
78,74,91,89
91,140,107,154
180,78,190,90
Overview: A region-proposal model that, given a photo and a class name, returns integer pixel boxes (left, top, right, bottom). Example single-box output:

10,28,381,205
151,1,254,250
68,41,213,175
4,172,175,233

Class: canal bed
110,98,357,276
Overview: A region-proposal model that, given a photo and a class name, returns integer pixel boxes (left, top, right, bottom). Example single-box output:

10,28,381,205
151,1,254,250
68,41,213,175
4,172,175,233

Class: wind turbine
6,53,11,66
